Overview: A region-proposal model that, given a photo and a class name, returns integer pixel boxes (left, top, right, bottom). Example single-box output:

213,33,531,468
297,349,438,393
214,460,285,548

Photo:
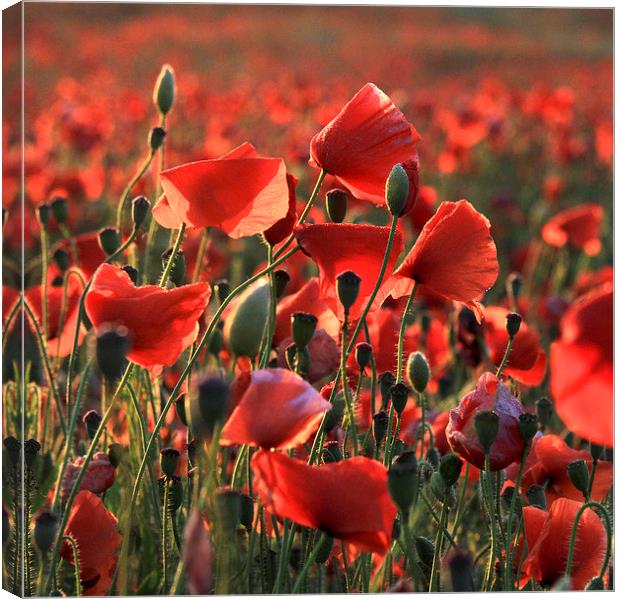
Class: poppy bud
108,443,125,467
37,203,51,227
214,279,230,304
324,392,345,432
214,487,241,535
175,394,188,426
505,312,522,338
83,410,102,440
518,413,538,442
439,453,463,487
567,459,590,498
50,196,68,224
390,383,410,416
34,511,58,555
536,397,554,428
121,264,139,285
273,270,290,299
585,576,605,590
3,436,20,469
379,371,396,410
335,270,361,313
525,484,546,510
322,441,343,463
407,351,430,393
385,163,410,217
160,448,180,478
98,227,121,256
354,342,373,370
474,410,499,454
149,126,167,152
24,438,41,469
415,536,435,568
131,195,150,227
325,188,348,223
373,410,389,447
189,374,230,440
445,548,474,592
239,493,254,530
426,446,440,470
506,272,522,302
96,324,130,381
314,534,334,564
294,346,311,378
291,312,317,350
161,248,186,286
53,248,70,272
388,451,418,516
429,471,448,501
153,64,175,115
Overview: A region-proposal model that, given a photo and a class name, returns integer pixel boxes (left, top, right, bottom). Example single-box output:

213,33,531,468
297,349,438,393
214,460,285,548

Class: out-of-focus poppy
520,434,612,506
309,83,420,204
408,184,437,231
520,499,606,590
251,450,396,554
84,263,211,371
391,200,498,322
49,231,108,280
61,452,116,498
155,142,290,239
276,328,340,383
541,203,603,256
446,372,525,471
294,223,404,322
183,510,213,595
551,284,612,447
61,490,121,596
483,306,546,386
220,368,331,449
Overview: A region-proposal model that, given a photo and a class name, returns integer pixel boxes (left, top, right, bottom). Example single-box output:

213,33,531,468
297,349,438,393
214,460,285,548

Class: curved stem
290,534,330,593
115,150,156,231
40,226,50,340
2,296,21,354
340,313,359,456
496,335,515,378
62,535,82,596
396,282,418,383
429,500,449,591
159,223,186,287
482,453,498,591
504,445,528,590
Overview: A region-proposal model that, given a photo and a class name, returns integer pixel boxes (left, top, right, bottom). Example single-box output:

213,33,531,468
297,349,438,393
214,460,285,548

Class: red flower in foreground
309,83,420,204
541,203,603,256
155,142,290,238
550,284,612,447
520,434,612,507
446,372,525,471
294,223,404,322
251,450,396,554
61,490,121,596
520,499,606,590
220,368,331,449
391,200,498,322
85,263,211,371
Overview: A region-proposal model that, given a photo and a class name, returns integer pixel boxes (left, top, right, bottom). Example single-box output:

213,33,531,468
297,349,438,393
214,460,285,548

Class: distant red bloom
483,306,546,386
446,372,525,471
220,368,331,449
520,434,612,507
551,284,612,447
541,203,603,256
252,450,396,554
392,200,498,322
520,499,606,590
62,452,116,498
276,328,340,383
61,490,121,596
85,263,211,371
294,223,404,322
49,231,108,280
309,83,420,204
408,184,437,231
155,142,290,238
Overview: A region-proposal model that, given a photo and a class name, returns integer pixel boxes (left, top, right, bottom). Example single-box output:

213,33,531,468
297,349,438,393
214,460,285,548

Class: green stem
504,446,528,590
40,226,50,340
496,335,515,378
115,150,156,231
191,228,209,283
429,500,449,591
161,477,170,593
482,453,498,591
340,313,359,456
396,282,418,383
587,458,598,500
159,224,186,287
63,535,82,596
291,534,330,593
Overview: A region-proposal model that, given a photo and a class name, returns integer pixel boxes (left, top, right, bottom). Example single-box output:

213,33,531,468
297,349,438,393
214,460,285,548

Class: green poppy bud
518,412,538,442
131,195,150,227
325,188,348,223
474,410,499,454
153,64,175,115
567,459,590,499
98,227,121,256
96,323,130,382
189,374,230,440
291,312,317,350
388,451,418,516
161,248,186,286
160,448,180,478
82,410,102,440
53,248,70,272
273,270,290,299
34,511,58,555
322,441,343,463
50,196,68,224
426,446,440,470
505,312,522,338
385,163,410,217
373,410,389,448
37,203,51,227
335,270,361,313
354,342,373,370
439,453,463,487
379,371,396,410
390,383,410,416
407,351,430,393
415,536,435,568
148,126,166,152
429,470,448,502
525,484,546,510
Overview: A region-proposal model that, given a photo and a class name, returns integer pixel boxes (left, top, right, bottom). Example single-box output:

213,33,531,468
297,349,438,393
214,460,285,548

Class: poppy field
1,4,614,596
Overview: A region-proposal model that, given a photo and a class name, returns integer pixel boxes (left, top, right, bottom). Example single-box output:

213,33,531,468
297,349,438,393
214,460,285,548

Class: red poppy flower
541,203,603,256
220,368,331,449
391,200,499,322
294,223,404,322
446,372,525,471
61,451,116,498
49,231,108,280
155,142,290,238
483,306,547,386
520,499,606,590
61,490,122,595
520,434,612,507
84,263,211,371
551,284,612,447
251,450,396,554
309,83,420,204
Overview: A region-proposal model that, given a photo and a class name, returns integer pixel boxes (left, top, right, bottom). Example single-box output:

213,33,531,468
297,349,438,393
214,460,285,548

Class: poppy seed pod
415,536,435,568
24,438,41,469
426,446,440,470
50,196,68,224
83,410,102,440
37,203,51,227
96,323,130,381
336,270,361,313
153,64,175,115
53,248,70,272
131,195,150,228
322,441,343,463
214,487,241,535
149,126,167,152
385,163,410,217
390,383,410,416
355,342,373,370
379,371,396,410
34,511,59,555
439,453,463,487
526,484,547,509
121,264,139,285
98,227,121,256
161,248,186,286
3,436,21,469
325,188,348,223
505,312,522,338
291,312,317,350
387,451,418,516
536,397,554,428
473,410,499,454
518,412,538,442
189,374,230,440
273,270,290,299
407,351,430,393
160,448,180,478
567,459,590,498
373,410,389,447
